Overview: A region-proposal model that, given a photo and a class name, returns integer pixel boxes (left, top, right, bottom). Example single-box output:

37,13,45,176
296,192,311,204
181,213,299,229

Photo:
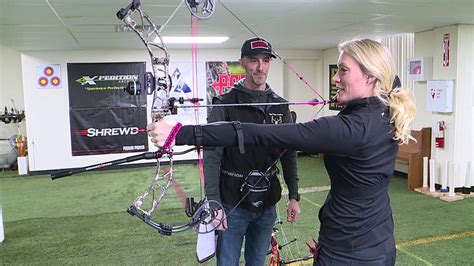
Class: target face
37,65,61,89
51,77,61,86
44,66,54,76
38,77,48,87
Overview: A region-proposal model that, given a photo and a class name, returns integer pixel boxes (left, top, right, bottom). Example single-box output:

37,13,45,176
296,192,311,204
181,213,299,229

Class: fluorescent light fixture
159,36,229,44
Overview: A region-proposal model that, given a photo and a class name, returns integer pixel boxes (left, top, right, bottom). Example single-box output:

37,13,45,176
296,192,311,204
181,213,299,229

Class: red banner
206,61,245,105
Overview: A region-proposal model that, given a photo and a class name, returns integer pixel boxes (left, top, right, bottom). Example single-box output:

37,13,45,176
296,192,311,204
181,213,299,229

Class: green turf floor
0,155,473,265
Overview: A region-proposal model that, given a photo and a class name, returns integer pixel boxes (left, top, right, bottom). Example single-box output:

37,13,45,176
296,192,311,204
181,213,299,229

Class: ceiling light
158,36,229,44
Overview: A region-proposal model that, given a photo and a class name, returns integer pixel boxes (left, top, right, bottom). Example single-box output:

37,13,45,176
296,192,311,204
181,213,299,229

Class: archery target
38,77,49,87
37,64,61,89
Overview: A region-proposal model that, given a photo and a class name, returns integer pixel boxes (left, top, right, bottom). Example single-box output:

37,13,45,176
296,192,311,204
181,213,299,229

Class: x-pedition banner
68,62,147,156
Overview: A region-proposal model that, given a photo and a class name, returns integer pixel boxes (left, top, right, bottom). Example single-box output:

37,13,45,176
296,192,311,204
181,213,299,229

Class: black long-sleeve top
177,96,398,255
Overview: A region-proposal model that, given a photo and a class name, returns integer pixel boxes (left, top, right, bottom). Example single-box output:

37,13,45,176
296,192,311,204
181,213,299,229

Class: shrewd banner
67,62,147,156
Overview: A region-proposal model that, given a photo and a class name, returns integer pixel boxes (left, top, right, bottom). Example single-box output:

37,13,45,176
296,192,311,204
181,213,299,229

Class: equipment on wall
0,106,25,124
435,121,445,149
426,80,454,113
1,99,25,124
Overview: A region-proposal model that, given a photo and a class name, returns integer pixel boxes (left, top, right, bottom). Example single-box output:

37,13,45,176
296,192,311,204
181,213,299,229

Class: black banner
329,64,343,111
68,62,147,156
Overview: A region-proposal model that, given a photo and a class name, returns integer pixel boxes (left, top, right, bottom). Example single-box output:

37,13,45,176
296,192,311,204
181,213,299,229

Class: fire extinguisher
435,121,445,148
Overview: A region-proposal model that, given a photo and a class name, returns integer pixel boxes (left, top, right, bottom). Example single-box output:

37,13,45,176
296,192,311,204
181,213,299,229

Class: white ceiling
0,0,473,52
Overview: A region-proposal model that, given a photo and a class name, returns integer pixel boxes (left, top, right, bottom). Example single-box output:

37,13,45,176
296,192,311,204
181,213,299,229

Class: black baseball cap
241,37,276,58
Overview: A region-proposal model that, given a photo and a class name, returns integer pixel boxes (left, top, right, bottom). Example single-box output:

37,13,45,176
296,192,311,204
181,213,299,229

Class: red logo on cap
251,40,270,50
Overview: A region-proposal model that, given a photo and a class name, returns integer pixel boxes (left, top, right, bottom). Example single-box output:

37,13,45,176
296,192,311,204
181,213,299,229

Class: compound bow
52,0,222,236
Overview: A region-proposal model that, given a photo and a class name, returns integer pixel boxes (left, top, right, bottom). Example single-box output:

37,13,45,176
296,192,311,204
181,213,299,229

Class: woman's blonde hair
338,38,416,144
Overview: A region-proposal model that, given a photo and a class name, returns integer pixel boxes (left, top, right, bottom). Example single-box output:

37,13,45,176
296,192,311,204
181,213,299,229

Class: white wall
16,48,324,172
4,26,472,182
0,44,25,153
456,25,473,187
322,32,474,188
281,50,323,122
413,24,474,187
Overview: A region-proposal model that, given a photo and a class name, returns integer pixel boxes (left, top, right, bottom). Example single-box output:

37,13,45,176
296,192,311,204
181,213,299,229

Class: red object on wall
435,121,445,148
443,33,450,67
435,137,444,149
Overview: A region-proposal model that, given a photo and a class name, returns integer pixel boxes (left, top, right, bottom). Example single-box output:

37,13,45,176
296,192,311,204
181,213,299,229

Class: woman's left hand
146,120,175,148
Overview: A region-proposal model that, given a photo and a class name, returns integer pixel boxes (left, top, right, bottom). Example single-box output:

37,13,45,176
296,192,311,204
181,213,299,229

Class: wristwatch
290,194,300,202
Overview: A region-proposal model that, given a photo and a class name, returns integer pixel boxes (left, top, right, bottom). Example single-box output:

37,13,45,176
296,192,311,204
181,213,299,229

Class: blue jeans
216,204,277,266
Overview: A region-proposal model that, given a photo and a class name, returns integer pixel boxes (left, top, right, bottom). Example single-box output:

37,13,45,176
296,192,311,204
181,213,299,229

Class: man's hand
146,121,175,148
211,208,228,231
286,199,301,223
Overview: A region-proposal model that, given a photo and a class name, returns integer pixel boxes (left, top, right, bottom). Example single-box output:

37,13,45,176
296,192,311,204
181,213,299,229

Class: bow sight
123,72,202,115
123,71,170,96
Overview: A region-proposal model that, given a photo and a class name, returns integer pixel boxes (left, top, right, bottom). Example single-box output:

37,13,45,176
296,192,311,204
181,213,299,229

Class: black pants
313,239,396,266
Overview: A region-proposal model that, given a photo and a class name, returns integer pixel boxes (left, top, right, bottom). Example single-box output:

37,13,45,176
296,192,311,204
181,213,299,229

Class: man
204,37,301,266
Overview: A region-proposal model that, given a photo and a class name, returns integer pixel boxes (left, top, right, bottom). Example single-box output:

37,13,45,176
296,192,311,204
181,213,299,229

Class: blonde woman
147,38,416,266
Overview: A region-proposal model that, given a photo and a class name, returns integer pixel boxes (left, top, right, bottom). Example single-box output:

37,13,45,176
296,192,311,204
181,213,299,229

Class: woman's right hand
212,208,228,231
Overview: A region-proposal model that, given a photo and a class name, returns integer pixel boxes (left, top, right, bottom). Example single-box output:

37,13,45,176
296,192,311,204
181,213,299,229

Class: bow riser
131,158,173,216
117,0,223,235
118,4,172,120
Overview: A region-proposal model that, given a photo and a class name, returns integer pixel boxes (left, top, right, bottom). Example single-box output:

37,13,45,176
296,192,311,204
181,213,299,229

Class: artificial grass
1,165,208,265
1,155,473,265
389,176,474,243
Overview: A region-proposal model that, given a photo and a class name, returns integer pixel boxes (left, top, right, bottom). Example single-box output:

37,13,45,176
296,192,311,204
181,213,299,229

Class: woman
148,38,416,265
